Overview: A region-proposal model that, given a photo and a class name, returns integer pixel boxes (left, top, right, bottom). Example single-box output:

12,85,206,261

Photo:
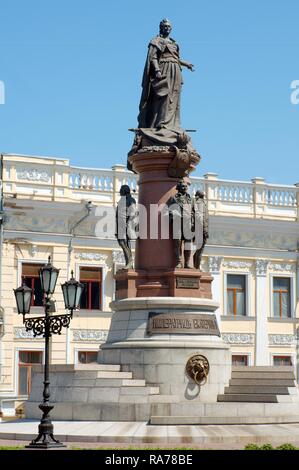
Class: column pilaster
255,259,269,365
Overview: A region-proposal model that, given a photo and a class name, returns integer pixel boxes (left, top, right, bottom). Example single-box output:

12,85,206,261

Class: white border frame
269,273,296,319
223,271,251,317
75,261,107,312
74,347,100,365
14,346,44,398
269,352,296,370
17,257,49,287
231,352,252,366
17,257,49,314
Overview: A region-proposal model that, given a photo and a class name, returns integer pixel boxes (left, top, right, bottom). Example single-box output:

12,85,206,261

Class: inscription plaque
147,312,220,336
176,277,199,289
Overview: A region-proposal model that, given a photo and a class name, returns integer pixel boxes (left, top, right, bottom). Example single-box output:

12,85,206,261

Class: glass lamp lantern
61,270,84,312
14,283,33,315
39,256,60,296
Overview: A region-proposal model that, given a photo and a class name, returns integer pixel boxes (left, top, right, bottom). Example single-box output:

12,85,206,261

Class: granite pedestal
98,297,231,403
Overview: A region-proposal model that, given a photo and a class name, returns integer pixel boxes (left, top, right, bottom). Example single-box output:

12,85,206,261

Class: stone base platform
99,297,229,402
114,269,213,300
25,364,299,425
3,420,299,446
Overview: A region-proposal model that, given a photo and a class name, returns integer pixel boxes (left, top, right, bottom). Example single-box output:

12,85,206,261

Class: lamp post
14,257,83,449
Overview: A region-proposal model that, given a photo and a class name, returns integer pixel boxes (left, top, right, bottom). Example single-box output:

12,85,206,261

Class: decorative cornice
30,244,38,257
16,168,51,182
72,329,108,342
14,327,42,340
255,259,269,276
112,250,125,264
209,231,298,251
268,334,296,346
222,333,255,344
268,263,296,273
75,252,108,262
222,260,253,269
208,256,223,274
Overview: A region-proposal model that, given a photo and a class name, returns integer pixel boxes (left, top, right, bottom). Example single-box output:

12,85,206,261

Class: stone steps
231,371,294,379
120,386,160,395
25,400,299,423
25,364,299,423
218,366,298,403
27,364,161,408
217,394,278,403
224,385,290,395
71,378,147,387
95,371,133,379
229,378,295,386
150,415,299,425
66,370,134,379
75,364,121,371
232,366,294,372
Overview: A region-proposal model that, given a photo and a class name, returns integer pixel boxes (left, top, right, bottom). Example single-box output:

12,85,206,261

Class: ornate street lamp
14,283,33,317
39,256,60,296
61,270,84,316
13,257,83,449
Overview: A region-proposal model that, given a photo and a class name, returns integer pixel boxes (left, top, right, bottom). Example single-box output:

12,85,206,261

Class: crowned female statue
138,18,194,133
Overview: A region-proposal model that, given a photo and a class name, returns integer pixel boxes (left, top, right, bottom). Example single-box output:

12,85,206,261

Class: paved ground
1,420,299,449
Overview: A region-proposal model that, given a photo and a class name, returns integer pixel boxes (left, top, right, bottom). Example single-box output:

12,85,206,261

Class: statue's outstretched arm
179,59,195,71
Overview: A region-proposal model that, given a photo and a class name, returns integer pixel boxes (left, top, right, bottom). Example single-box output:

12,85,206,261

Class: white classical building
0,153,298,416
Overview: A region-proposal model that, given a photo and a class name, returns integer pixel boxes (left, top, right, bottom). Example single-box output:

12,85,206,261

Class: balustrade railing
2,154,298,219
69,168,114,192
265,186,297,207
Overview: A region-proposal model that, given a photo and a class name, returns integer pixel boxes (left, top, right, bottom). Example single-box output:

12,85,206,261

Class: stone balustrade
1,154,298,220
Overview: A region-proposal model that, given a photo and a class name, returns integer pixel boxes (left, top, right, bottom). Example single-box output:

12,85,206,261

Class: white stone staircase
26,364,163,421
217,366,299,403
25,363,299,424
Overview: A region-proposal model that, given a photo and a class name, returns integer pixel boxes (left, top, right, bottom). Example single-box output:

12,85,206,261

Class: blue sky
0,0,298,183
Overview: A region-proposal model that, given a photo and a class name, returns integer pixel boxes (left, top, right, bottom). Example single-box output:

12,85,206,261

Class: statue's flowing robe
138,36,183,131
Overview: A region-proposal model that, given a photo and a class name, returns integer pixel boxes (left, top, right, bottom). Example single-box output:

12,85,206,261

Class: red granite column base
114,269,213,300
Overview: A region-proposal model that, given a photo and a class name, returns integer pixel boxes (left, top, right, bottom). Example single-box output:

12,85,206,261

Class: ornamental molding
75,252,108,262
255,259,269,276
16,168,51,182
268,263,296,273
268,334,296,346
73,329,108,342
222,260,253,270
112,250,125,264
14,327,42,340
30,244,38,257
7,216,68,233
208,256,223,273
222,333,254,344
209,231,297,251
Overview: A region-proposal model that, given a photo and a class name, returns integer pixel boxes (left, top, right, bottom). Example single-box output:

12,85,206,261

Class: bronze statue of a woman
138,18,194,131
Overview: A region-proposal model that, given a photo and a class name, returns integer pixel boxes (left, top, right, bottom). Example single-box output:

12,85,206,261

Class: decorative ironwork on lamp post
14,258,83,449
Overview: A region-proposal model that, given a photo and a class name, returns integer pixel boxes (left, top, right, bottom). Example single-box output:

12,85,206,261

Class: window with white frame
273,277,291,318
18,350,43,396
22,263,45,307
232,354,248,366
77,351,98,364
273,355,292,366
226,274,247,316
79,266,102,310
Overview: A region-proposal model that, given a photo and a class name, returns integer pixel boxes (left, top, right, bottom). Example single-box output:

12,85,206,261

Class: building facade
0,153,298,415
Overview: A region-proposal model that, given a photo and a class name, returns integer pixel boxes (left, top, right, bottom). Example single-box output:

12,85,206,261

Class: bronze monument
166,181,194,269
115,185,137,269
193,190,209,269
